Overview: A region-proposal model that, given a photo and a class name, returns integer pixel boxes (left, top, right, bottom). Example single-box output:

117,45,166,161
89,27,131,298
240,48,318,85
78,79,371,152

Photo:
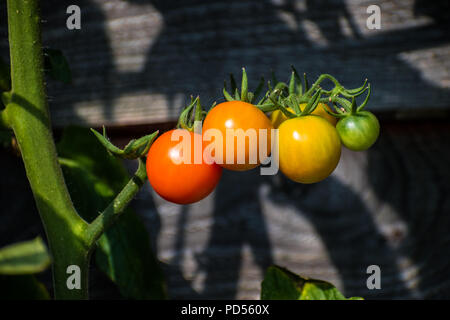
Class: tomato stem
85,157,148,247
6,0,90,299
0,109,10,129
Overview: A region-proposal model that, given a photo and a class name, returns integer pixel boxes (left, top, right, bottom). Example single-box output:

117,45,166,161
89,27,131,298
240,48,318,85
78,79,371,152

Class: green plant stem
6,0,89,299
85,158,148,248
0,110,9,129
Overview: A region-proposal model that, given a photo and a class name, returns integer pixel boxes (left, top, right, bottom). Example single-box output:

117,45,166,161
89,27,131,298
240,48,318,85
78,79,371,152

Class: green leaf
0,275,50,300
261,266,304,300
95,210,167,299
299,281,347,300
43,48,72,84
57,126,167,299
0,237,51,275
261,265,363,300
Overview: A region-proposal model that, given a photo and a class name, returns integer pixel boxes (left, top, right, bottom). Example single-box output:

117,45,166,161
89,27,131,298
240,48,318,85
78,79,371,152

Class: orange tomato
202,101,273,171
146,129,222,204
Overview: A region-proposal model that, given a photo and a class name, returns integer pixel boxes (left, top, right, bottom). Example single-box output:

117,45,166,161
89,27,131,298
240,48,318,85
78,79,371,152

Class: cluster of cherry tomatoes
146,68,379,205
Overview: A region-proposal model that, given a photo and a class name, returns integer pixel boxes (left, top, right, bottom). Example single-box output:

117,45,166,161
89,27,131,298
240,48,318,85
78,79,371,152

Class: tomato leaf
57,126,167,299
0,237,51,275
261,265,363,300
0,275,50,300
43,48,72,84
261,266,304,300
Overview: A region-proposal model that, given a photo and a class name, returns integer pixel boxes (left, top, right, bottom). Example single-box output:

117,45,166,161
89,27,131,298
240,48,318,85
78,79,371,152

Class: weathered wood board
1,121,449,299
0,0,449,126
0,0,449,300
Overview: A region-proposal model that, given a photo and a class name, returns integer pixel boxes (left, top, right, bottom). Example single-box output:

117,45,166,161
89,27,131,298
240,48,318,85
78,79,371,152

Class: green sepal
344,78,368,97
247,92,254,104
223,87,234,101
303,72,309,92
256,91,271,106
288,71,296,95
176,96,209,132
290,94,301,115
324,101,347,118
224,69,267,105
234,88,240,100
241,68,248,102
179,97,196,129
356,83,371,112
257,102,277,113
269,95,296,119
350,96,358,114
331,96,352,113
91,127,159,160
300,89,321,115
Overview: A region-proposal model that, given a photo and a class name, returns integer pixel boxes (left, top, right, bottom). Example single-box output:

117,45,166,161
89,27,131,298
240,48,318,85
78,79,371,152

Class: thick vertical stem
6,0,89,299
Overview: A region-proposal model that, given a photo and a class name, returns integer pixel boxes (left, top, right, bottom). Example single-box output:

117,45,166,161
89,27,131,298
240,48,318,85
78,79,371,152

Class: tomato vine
0,0,379,300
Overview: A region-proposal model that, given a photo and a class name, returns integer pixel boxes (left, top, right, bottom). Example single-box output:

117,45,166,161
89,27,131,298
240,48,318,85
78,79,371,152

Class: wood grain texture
0,122,449,299
128,123,449,299
0,0,450,300
1,0,449,126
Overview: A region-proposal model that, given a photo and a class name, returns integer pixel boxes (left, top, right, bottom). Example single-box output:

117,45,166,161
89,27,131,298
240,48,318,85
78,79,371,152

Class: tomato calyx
91,126,159,160
326,83,372,119
328,84,380,151
176,95,220,133
261,67,370,121
270,88,323,119
223,67,278,110
176,96,203,132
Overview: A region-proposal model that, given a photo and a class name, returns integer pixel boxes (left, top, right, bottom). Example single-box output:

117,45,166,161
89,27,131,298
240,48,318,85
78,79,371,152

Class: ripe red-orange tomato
202,101,273,171
146,129,222,204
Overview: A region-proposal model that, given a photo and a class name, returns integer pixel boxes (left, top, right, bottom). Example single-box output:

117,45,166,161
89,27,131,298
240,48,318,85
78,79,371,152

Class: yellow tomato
278,115,341,183
271,103,337,128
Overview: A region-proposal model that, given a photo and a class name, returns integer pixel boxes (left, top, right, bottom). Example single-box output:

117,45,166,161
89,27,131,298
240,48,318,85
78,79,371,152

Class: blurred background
0,0,449,299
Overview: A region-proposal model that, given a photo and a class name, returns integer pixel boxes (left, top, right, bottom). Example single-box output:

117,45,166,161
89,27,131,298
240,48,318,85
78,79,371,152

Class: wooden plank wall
1,121,449,299
0,0,449,299
1,0,449,126
122,121,450,299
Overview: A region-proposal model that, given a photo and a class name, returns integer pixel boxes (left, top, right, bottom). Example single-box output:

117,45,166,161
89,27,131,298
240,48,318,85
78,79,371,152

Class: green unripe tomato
336,111,380,151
